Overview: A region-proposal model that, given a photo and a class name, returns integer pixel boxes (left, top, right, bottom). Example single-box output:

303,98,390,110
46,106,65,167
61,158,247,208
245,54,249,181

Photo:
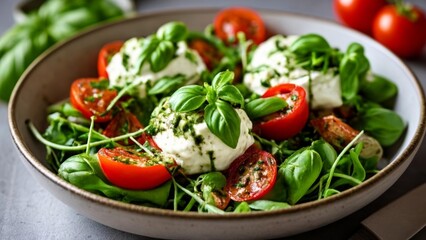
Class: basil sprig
133,22,188,73
169,71,244,148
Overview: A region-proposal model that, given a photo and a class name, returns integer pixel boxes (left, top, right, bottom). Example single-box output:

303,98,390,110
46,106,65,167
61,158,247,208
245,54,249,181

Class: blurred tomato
334,0,387,34
372,4,426,58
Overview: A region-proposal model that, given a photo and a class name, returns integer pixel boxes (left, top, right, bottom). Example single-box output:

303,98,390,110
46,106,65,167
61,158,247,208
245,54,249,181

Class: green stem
106,80,141,112
86,116,95,154
172,177,224,214
323,131,364,196
28,120,145,151
52,115,107,140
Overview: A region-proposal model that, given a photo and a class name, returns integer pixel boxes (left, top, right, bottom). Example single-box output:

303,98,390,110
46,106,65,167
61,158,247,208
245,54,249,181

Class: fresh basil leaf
249,200,291,211
360,74,398,103
310,140,337,172
150,40,175,72
281,149,323,205
217,85,244,107
156,21,188,42
204,101,241,149
340,53,359,101
169,85,207,112
346,42,365,55
211,70,234,90
234,202,251,213
148,75,186,95
133,36,160,73
354,107,405,147
245,97,287,119
289,34,331,55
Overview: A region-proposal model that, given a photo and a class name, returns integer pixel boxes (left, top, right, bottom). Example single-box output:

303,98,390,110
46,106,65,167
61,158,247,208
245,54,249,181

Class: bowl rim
8,7,426,220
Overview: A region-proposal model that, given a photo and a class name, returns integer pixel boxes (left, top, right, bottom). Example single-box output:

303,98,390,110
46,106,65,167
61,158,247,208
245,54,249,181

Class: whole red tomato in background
334,0,388,34
372,5,426,58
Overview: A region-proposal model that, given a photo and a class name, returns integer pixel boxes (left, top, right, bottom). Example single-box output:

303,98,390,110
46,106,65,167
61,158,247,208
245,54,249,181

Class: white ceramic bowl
8,8,426,239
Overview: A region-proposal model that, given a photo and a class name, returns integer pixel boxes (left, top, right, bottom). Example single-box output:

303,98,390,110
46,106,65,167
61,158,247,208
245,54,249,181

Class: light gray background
1,0,425,239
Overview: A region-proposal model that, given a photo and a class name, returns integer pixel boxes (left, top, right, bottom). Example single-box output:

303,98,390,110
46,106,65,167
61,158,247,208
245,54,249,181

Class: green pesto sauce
150,98,205,150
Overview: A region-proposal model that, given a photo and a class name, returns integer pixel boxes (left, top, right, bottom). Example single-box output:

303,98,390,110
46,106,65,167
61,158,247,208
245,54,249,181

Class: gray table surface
1,0,426,239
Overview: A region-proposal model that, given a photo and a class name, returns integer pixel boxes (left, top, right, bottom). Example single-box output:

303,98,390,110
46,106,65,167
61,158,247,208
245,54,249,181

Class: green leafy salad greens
29,15,406,213
0,0,126,101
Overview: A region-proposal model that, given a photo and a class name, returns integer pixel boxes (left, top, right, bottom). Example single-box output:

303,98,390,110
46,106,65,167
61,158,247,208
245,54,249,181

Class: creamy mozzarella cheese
243,35,343,109
151,101,254,175
107,38,206,98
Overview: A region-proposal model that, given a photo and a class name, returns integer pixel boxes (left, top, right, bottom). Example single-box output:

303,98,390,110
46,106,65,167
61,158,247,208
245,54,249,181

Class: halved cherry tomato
214,7,266,45
97,147,172,190
256,83,309,141
225,146,277,202
103,111,161,149
188,38,223,70
70,78,117,122
98,41,123,78
372,4,426,58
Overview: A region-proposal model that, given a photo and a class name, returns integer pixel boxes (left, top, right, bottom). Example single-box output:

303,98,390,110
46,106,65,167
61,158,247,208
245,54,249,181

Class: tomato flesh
372,5,426,58
256,83,309,141
70,78,117,122
214,7,266,45
97,147,171,190
225,146,277,202
98,41,123,78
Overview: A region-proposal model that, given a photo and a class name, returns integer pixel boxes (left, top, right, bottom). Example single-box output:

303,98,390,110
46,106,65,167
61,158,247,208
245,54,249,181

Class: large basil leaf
360,74,398,104
354,107,405,147
156,21,188,42
289,34,331,55
217,85,245,107
281,149,323,205
204,101,241,149
150,40,175,72
169,85,207,112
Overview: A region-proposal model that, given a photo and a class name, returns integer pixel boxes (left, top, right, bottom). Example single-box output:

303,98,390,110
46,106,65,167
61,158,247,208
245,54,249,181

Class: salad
30,7,406,213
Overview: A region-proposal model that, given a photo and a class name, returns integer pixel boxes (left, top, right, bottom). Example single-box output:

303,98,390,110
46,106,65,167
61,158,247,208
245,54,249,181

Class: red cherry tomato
225,146,277,202
97,147,172,190
98,41,123,78
333,0,387,34
214,7,266,45
372,5,426,58
188,38,223,71
256,83,309,141
103,111,160,149
69,78,117,122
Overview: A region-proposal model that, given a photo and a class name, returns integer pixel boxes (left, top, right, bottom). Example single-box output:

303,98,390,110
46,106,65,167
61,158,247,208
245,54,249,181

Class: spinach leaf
58,153,171,206
280,149,323,205
310,140,337,172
